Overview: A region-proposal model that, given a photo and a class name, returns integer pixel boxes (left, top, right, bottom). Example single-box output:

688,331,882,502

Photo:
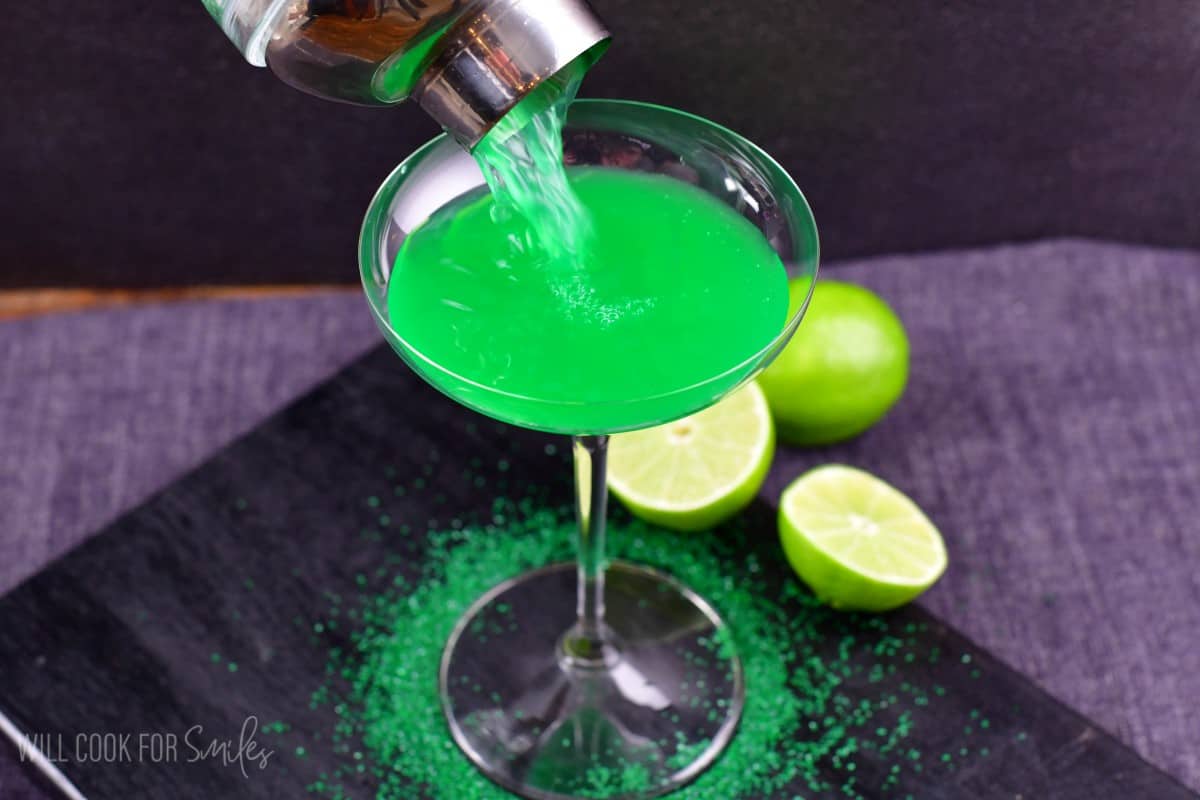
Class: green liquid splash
471,57,593,261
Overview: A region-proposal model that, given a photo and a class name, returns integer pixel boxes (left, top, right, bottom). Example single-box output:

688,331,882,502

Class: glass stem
566,434,612,664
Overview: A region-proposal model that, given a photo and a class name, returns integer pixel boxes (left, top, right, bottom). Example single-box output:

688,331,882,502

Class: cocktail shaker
201,0,609,147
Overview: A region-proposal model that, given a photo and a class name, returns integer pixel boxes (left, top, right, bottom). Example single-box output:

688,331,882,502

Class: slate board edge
0,708,87,800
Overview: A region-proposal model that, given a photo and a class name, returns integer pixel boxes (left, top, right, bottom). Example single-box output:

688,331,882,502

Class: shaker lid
415,0,610,149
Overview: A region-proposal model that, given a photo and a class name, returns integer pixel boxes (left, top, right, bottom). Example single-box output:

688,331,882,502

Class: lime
759,280,908,446
778,464,946,611
608,382,774,532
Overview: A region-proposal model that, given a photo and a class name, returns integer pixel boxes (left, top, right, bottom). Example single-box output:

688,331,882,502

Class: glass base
440,561,744,799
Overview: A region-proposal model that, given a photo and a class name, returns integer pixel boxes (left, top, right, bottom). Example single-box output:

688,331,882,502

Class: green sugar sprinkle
305,501,984,799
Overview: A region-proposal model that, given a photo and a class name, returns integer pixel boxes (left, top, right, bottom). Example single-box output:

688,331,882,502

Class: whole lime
759,280,909,446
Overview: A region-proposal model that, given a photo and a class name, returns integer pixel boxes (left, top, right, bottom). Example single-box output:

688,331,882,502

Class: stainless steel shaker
201,0,609,147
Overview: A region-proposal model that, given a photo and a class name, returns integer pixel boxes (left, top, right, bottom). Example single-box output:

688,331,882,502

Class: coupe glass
361,100,819,799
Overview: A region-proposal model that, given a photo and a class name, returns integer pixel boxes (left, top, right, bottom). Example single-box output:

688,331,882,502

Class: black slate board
0,346,1194,800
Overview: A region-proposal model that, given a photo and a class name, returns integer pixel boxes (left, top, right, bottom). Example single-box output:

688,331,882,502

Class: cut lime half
608,382,775,532
779,464,947,611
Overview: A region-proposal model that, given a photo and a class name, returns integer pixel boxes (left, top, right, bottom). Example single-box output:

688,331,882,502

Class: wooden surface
0,287,356,321
0,346,1194,799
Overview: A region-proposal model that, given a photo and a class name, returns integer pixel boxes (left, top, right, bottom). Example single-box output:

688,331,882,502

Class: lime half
608,382,775,532
779,465,947,611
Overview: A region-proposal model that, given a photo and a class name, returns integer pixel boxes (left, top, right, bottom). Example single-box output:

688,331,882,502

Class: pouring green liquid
384,58,789,433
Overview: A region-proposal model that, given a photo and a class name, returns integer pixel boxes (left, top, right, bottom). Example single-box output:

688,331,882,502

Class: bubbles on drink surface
546,271,655,328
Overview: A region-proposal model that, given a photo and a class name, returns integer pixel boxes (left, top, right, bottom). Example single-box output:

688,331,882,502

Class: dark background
3,0,1199,288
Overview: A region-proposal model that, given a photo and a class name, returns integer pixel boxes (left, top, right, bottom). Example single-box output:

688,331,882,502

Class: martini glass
361,100,819,799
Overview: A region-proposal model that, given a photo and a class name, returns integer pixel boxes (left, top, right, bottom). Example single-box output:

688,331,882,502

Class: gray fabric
768,240,1200,788
1,240,1198,795
0,764,40,800
0,293,380,594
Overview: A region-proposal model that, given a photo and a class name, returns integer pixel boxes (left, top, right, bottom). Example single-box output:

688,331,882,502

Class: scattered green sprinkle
302,501,984,799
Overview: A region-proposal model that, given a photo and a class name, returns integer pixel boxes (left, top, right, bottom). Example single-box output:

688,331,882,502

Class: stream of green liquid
385,71,789,434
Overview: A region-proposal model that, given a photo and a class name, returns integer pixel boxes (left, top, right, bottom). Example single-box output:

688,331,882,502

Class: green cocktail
361,100,818,800
386,167,790,433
